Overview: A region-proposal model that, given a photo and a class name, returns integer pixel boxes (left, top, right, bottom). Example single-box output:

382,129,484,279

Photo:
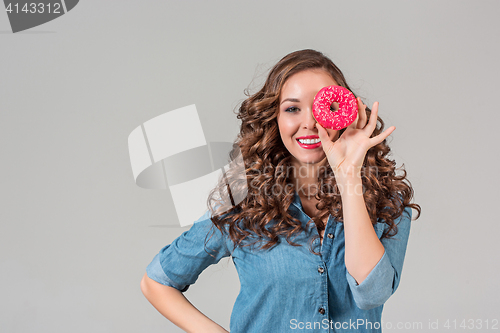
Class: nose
302,106,317,130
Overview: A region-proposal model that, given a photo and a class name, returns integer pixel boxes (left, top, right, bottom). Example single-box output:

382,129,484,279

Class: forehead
280,69,338,98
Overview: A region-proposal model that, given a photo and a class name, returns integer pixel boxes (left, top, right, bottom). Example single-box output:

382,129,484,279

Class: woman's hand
316,98,395,179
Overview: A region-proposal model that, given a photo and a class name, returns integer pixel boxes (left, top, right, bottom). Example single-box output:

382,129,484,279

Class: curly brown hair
205,49,421,256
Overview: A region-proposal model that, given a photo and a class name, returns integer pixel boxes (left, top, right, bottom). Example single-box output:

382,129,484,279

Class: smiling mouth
296,138,322,149
296,138,320,144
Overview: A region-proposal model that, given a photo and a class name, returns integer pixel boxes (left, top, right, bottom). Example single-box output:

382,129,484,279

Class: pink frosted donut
312,85,358,130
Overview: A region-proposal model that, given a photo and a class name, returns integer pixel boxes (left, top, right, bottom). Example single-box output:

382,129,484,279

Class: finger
369,125,396,146
315,122,334,151
363,101,379,135
347,112,358,130
356,97,368,129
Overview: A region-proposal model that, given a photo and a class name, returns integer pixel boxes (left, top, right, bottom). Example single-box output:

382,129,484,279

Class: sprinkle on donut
312,85,358,130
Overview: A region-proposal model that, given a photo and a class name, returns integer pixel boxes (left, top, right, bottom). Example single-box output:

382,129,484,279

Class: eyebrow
280,98,300,105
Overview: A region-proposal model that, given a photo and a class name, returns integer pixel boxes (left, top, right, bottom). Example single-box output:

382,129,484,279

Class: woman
140,49,421,333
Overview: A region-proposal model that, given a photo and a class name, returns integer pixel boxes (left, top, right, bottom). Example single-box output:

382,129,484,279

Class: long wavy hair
205,49,421,256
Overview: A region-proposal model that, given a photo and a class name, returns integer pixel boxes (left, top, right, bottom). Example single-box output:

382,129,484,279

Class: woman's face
277,69,340,167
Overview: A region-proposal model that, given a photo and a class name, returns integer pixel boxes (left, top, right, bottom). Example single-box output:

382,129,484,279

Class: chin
292,152,326,165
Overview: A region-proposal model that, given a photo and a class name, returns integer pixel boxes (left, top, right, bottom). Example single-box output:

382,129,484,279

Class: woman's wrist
335,171,363,197
332,164,362,180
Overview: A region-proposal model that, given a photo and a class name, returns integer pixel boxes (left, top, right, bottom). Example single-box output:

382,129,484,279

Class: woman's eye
285,106,299,113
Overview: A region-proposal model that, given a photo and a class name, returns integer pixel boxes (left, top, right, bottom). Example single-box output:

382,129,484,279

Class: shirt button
318,307,326,315
327,233,334,239
317,266,324,274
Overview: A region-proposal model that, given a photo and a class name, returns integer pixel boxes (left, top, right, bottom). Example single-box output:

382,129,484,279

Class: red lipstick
296,136,321,149
296,135,319,139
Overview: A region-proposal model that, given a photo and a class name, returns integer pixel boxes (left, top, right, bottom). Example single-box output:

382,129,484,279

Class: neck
291,158,328,198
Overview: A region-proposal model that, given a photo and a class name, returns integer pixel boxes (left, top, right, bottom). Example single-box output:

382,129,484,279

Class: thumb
315,122,333,152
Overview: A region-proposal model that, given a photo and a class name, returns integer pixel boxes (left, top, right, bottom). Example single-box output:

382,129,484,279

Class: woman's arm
140,273,229,333
316,99,410,309
337,171,413,311
337,174,385,285
315,100,395,285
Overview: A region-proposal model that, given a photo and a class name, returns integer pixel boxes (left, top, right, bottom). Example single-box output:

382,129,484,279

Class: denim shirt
146,191,412,332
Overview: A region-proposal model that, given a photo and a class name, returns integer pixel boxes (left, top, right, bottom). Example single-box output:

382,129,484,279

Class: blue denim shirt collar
291,190,304,211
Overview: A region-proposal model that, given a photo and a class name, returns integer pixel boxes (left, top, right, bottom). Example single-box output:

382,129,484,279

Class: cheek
277,116,298,137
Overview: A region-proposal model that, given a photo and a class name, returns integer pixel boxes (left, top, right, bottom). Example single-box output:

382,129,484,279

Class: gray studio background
1,1,498,332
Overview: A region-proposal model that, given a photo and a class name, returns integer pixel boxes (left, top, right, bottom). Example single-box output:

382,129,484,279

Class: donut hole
330,102,340,113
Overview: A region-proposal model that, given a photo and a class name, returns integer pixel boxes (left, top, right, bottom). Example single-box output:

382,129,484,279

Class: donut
312,85,358,130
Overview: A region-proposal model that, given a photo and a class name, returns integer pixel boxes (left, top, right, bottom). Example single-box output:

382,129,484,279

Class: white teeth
298,138,320,144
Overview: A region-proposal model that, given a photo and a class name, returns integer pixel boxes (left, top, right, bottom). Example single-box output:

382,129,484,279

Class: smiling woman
141,49,422,333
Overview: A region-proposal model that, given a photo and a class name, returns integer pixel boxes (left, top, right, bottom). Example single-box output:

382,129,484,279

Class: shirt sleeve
346,205,412,310
146,210,231,292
